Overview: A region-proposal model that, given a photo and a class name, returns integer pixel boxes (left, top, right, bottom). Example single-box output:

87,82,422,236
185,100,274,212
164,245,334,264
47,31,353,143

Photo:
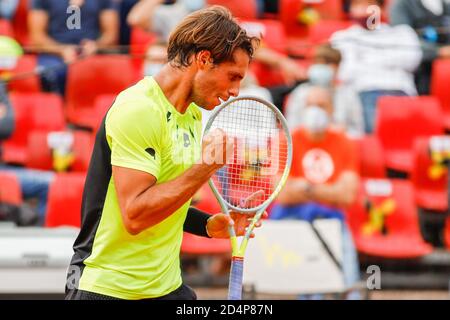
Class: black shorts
65,284,197,300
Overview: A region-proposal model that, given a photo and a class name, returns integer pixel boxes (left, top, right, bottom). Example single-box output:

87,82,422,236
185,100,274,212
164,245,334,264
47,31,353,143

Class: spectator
29,0,119,95
118,0,139,49
0,0,19,20
331,0,422,133
0,83,54,225
273,86,361,299
390,0,450,94
285,44,364,137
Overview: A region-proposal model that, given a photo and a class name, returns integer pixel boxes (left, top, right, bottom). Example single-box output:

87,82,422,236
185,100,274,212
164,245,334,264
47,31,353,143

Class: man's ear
196,50,213,70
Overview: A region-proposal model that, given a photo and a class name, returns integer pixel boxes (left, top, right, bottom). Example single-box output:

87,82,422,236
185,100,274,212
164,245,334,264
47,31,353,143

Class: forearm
254,47,287,68
276,179,310,206
126,164,216,234
127,0,164,30
30,34,69,55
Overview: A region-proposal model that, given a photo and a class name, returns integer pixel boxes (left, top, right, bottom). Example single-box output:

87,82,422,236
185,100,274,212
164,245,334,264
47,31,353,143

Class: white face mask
144,63,164,77
303,105,330,134
181,0,205,12
307,64,335,87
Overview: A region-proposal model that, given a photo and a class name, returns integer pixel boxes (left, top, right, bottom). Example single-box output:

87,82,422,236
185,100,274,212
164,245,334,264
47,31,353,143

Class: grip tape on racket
228,256,244,300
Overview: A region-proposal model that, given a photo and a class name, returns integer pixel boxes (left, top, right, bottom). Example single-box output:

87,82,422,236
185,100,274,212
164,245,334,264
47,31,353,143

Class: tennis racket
203,96,293,300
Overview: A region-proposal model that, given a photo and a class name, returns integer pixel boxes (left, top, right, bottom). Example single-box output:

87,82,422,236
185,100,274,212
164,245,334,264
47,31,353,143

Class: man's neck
153,64,195,114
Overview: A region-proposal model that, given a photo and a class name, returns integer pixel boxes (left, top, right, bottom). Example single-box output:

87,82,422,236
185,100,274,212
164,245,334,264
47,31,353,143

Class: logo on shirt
145,147,156,160
302,148,334,184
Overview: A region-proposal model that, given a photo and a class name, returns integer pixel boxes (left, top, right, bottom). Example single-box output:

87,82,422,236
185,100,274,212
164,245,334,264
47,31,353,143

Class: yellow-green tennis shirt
69,77,202,299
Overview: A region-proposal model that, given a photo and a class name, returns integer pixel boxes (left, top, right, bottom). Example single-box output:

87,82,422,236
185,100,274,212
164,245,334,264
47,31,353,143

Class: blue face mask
307,64,335,87
181,0,205,12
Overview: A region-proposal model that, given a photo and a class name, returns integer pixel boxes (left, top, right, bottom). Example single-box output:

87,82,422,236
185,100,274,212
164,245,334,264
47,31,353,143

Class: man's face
191,49,250,110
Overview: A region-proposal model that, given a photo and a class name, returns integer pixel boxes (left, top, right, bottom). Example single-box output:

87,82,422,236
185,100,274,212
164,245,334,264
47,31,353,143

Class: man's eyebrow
229,71,244,79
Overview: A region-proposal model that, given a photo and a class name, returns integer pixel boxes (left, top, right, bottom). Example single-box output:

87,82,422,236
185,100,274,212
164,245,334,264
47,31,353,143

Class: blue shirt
31,0,118,45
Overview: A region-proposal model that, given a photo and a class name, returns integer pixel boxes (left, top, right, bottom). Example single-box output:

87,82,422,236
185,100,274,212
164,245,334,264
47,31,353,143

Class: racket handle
228,256,244,300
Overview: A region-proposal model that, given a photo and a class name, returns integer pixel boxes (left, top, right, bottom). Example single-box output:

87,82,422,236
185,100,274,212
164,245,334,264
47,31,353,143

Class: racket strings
209,99,289,210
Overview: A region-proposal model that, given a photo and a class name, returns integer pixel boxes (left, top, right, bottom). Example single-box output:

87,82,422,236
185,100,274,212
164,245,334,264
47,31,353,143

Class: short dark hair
314,44,342,65
167,6,260,68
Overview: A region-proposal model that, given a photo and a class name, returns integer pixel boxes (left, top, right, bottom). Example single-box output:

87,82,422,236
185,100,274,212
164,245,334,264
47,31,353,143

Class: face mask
303,105,330,134
308,64,335,87
181,0,205,12
144,63,164,76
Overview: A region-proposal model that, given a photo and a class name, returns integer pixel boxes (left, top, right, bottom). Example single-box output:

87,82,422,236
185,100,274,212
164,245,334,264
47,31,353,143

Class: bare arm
113,163,216,235
277,171,359,208
114,129,233,235
96,9,119,48
127,0,164,30
28,10,69,55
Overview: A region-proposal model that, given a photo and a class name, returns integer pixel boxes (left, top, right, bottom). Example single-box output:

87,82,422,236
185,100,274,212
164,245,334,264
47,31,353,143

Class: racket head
204,96,292,214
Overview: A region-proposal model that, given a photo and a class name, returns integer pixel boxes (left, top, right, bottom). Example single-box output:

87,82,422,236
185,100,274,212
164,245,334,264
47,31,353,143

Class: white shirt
331,24,423,95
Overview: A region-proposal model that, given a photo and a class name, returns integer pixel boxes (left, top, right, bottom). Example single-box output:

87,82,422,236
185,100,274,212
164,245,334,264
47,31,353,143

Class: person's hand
61,46,78,64
81,39,98,57
438,45,450,58
279,57,307,85
206,211,268,239
202,128,234,170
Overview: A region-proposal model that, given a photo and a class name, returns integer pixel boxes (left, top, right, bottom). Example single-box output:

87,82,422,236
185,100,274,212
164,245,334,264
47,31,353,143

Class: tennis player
65,6,261,300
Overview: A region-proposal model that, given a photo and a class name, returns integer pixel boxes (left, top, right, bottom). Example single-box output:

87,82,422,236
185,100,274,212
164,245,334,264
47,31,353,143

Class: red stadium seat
66,55,137,128
4,55,41,93
0,172,22,205
411,137,448,212
129,27,157,76
280,0,345,38
45,173,86,228
11,0,29,45
431,59,450,129
92,94,116,134
346,179,433,258
374,96,445,174
26,130,93,173
352,135,386,178
0,19,14,37
2,93,65,165
207,0,258,20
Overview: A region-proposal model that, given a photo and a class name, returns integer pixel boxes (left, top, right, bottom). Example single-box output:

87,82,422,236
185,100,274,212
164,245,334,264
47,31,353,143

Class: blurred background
0,0,449,300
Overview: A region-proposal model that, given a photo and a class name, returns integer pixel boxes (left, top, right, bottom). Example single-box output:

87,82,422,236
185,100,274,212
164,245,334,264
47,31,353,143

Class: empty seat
346,178,433,258
374,96,445,174
411,137,448,212
26,130,93,172
280,0,345,38
92,94,116,134
207,0,258,20
308,20,353,44
129,27,157,75
352,135,386,178
431,59,450,129
0,172,22,205
11,0,29,45
66,55,137,128
5,55,41,93
45,173,86,228
2,93,65,165
0,19,14,37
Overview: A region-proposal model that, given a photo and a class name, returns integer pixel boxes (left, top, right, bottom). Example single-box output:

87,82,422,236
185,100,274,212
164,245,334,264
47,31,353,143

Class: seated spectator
285,44,364,137
0,0,19,20
272,87,361,298
29,0,119,95
331,0,422,133
0,84,54,225
390,0,450,94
